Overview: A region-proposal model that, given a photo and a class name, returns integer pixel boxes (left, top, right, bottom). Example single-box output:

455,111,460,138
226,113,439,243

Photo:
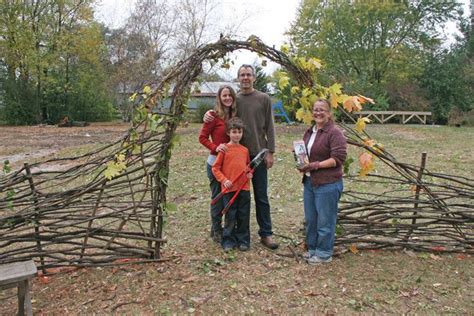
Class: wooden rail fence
353,111,432,124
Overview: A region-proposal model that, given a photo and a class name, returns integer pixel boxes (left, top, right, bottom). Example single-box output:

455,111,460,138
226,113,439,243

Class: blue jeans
303,177,343,259
222,190,251,248
251,158,273,237
206,163,223,236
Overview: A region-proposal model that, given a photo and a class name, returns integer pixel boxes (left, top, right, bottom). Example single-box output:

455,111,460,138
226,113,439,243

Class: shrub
192,101,214,123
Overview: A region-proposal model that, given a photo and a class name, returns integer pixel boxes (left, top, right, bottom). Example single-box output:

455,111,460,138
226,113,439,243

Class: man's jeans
303,177,343,259
206,163,223,236
251,158,273,237
221,190,251,248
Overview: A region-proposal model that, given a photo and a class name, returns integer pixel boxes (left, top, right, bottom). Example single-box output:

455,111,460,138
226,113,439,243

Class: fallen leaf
349,244,359,254
39,276,50,284
183,276,198,283
433,283,442,287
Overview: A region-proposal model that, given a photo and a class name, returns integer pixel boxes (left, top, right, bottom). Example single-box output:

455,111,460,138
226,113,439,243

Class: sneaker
306,255,332,265
302,251,311,259
212,231,222,243
238,244,250,251
223,245,234,252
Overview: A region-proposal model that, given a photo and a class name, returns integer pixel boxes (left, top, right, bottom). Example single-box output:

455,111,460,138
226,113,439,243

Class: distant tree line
0,0,238,125
1,0,472,125
287,0,473,125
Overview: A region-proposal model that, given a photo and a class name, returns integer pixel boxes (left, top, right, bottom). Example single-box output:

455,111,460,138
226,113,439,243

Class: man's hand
265,152,274,169
223,179,232,189
203,110,215,123
216,143,227,153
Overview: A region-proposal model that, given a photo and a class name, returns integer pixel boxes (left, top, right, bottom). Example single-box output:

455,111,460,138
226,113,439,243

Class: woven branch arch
0,38,472,271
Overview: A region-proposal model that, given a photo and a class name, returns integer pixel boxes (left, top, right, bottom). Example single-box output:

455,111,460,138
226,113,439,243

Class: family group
199,64,347,264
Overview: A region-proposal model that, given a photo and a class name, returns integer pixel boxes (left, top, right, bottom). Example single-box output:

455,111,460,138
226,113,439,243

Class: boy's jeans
221,190,251,248
303,177,343,259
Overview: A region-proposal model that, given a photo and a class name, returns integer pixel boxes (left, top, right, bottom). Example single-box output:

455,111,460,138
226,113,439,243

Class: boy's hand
246,172,253,179
223,179,232,189
203,110,215,123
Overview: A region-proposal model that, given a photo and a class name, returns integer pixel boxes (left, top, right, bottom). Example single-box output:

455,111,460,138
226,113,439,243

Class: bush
448,107,474,126
191,101,214,123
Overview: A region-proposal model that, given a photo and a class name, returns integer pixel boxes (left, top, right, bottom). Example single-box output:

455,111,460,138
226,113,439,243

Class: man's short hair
237,64,255,78
226,117,245,132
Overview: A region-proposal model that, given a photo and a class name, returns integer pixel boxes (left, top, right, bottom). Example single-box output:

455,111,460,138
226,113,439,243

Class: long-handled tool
211,148,269,215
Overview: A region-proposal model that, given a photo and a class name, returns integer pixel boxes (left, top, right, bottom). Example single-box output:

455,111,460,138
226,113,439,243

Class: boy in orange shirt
212,117,253,252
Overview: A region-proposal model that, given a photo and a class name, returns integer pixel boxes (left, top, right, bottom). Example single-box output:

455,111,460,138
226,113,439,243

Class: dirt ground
0,123,473,314
0,123,130,167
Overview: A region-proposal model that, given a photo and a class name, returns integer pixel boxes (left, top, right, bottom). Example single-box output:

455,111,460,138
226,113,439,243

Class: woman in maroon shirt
298,98,347,264
199,85,237,243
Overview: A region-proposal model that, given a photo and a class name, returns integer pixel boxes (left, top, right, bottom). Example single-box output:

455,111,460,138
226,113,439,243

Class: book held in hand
293,140,310,176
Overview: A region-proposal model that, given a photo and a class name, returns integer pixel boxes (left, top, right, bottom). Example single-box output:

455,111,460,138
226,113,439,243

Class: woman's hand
298,161,320,173
216,143,227,153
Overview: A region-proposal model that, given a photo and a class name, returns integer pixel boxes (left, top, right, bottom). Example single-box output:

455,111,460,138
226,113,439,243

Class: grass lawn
0,122,473,314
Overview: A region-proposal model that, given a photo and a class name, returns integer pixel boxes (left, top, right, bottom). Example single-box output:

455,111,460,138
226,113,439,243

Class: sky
94,0,470,78
94,0,300,78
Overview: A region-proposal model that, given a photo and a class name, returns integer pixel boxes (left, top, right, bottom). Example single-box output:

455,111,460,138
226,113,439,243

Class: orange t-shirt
212,143,250,192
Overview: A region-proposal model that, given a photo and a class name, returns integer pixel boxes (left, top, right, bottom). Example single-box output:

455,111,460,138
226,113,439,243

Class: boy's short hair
226,117,245,132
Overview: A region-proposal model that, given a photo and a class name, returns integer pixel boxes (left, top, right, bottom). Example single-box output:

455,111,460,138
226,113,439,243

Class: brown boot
260,236,279,250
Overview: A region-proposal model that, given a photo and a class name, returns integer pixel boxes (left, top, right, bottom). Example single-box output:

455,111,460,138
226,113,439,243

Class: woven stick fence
0,38,472,272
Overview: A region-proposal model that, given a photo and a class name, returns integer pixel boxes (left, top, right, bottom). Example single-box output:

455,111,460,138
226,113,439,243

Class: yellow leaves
143,85,152,95
308,57,322,70
328,83,342,95
296,57,322,72
359,152,374,177
295,108,313,124
290,86,300,95
327,83,343,108
129,92,138,102
355,117,371,133
343,96,363,113
278,76,290,90
280,44,290,54
104,153,127,180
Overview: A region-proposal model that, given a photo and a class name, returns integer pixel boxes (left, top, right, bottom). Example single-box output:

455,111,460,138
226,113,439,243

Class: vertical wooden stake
24,163,46,275
412,152,427,225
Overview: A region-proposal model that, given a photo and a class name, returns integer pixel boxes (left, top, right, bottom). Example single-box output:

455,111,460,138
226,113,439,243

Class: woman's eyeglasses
313,108,328,113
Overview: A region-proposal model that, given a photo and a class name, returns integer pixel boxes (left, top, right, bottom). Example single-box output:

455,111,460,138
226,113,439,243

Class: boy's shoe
223,245,234,252
306,255,332,265
211,231,222,243
238,244,250,251
302,251,311,259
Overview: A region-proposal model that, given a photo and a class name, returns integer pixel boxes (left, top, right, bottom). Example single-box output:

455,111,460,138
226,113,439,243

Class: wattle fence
1,38,472,272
